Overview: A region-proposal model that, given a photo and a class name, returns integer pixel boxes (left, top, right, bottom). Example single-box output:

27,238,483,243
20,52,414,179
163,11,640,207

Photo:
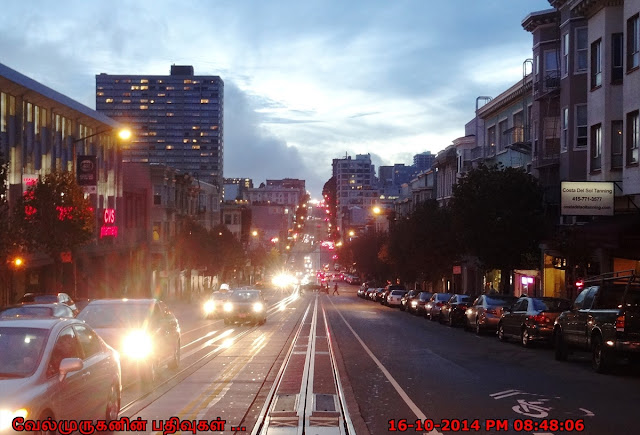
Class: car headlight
253,302,264,313
0,408,28,431
223,302,234,312
122,330,153,360
203,300,216,314
411,301,418,307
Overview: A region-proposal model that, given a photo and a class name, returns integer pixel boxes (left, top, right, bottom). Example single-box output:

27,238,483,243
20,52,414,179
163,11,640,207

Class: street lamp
72,126,132,177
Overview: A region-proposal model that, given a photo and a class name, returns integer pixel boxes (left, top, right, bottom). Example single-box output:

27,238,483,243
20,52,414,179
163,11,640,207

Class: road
113,284,640,434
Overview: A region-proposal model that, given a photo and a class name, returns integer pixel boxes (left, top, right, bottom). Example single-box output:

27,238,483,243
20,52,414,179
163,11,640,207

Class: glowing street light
372,206,381,215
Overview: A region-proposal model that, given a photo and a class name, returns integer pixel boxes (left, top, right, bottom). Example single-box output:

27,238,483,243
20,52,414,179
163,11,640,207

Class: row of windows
589,110,639,171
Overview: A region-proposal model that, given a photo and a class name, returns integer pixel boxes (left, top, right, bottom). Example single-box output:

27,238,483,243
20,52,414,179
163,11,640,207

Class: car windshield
458,296,471,303
531,298,571,312
390,290,405,296
485,296,518,306
229,291,261,302
0,327,49,378
419,293,432,301
210,293,229,300
0,306,54,318
77,303,155,328
436,294,452,301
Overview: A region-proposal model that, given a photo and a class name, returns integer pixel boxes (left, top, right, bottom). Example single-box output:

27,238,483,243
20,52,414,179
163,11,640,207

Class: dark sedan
77,299,181,384
439,294,472,326
223,289,267,325
498,296,571,347
409,292,433,316
464,294,518,335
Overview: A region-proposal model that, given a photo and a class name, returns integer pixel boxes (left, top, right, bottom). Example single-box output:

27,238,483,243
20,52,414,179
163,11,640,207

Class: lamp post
72,127,131,176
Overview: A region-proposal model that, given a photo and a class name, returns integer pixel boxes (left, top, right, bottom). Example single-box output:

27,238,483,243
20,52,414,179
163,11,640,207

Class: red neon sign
104,208,115,225
100,226,118,238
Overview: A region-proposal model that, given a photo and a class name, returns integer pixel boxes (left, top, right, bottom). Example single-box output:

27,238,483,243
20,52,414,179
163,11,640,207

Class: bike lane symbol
512,398,552,418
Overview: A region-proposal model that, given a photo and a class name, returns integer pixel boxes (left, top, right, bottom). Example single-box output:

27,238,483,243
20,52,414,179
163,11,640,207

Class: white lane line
328,299,443,435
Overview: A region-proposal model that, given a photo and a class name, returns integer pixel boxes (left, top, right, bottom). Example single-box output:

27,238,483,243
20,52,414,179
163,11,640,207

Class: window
590,124,602,171
47,328,80,378
612,120,623,168
562,33,570,76
628,110,639,165
498,119,508,151
534,54,539,76
545,50,559,88
628,14,640,71
576,28,588,72
73,324,102,359
591,39,602,88
612,33,623,83
487,125,496,154
513,111,524,143
576,104,588,148
561,107,569,151
532,120,538,157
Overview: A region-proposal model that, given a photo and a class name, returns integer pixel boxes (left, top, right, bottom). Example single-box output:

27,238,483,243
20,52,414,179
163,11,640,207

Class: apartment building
96,65,224,188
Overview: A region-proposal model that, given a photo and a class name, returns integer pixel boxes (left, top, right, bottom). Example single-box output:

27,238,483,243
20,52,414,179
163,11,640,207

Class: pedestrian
333,283,339,295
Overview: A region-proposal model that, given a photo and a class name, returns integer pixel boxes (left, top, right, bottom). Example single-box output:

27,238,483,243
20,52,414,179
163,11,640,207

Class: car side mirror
58,357,83,382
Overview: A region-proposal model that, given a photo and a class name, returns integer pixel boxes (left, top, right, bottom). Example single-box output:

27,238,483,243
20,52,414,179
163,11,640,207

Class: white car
0,318,121,431
386,290,408,307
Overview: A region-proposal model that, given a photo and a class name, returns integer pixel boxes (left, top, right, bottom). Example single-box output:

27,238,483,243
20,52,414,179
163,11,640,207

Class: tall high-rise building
413,151,436,172
96,65,224,187
332,154,379,233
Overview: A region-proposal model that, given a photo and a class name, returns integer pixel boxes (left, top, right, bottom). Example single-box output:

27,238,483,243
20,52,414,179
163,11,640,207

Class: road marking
490,389,521,399
328,299,443,435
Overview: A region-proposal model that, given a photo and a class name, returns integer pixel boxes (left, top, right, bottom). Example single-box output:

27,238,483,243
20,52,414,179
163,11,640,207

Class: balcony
502,126,531,154
532,138,560,169
533,72,560,98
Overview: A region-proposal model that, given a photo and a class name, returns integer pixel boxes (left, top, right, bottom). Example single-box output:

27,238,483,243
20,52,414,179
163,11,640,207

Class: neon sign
100,208,118,238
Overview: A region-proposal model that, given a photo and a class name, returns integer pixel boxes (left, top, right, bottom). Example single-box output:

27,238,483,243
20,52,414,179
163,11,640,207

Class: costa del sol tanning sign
560,181,614,216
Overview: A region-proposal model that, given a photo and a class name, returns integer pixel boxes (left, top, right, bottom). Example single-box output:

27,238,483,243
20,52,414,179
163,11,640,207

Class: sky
0,0,552,197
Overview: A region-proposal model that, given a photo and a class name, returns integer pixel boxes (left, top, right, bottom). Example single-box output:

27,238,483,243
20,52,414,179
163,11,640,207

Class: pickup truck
553,270,640,373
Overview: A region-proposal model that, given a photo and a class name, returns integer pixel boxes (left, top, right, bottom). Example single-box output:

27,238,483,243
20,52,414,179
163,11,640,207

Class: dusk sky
1,0,552,196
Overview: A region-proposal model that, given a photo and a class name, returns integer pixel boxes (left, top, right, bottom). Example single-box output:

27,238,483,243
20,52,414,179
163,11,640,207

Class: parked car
553,270,640,373
371,288,386,302
364,288,377,300
439,294,472,326
77,298,181,383
400,290,420,312
0,318,121,429
380,284,406,305
0,303,75,319
497,297,571,346
223,289,267,325
17,292,78,316
425,293,453,320
410,292,433,316
386,290,408,308
202,291,230,319
465,294,518,335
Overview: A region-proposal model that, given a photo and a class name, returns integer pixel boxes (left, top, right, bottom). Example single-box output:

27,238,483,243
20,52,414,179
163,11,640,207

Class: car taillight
458,304,467,310
530,314,549,324
436,302,443,307
486,308,498,315
616,315,625,332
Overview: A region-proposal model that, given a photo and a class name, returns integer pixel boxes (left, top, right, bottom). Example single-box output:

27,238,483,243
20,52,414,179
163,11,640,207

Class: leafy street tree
322,177,339,240
0,155,11,261
387,200,460,286
346,231,389,284
208,224,246,282
450,164,545,293
12,171,95,290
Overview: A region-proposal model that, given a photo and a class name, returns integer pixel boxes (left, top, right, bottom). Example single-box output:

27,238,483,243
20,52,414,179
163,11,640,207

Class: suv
553,270,640,373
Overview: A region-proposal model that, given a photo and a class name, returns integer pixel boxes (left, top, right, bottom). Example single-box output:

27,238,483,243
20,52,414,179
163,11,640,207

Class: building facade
332,154,380,236
96,65,224,188
0,62,128,304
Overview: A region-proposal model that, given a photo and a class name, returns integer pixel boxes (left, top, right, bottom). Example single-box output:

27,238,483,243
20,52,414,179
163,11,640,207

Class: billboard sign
77,155,97,186
560,181,614,216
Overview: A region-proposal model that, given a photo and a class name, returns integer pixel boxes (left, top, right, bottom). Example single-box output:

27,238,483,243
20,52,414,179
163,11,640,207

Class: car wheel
106,382,121,421
168,341,180,370
475,320,483,335
592,335,612,373
497,324,506,341
554,330,568,361
142,360,157,385
521,329,531,348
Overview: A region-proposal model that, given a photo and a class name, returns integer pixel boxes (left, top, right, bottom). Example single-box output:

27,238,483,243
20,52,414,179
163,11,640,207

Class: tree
208,224,246,282
450,164,545,293
322,177,339,240
12,171,95,290
0,154,11,260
